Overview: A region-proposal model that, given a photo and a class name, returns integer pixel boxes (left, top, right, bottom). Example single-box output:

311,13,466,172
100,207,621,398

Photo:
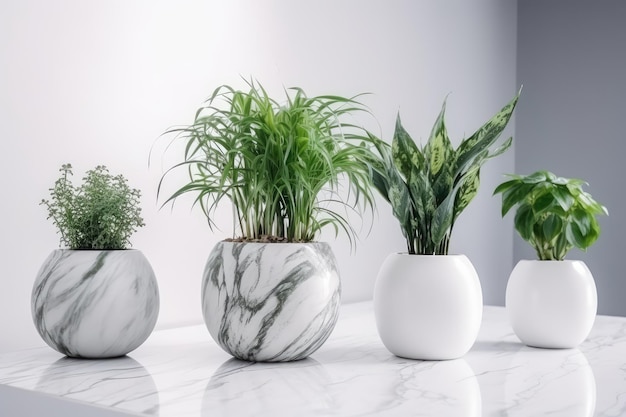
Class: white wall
0,0,518,353
516,0,626,316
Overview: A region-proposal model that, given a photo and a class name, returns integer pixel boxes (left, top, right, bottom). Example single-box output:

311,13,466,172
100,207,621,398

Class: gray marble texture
202,241,341,362
2,302,626,416
32,249,160,358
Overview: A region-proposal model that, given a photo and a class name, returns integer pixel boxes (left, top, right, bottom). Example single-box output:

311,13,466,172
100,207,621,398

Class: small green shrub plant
371,91,520,255
494,170,608,260
156,79,377,245
41,164,144,249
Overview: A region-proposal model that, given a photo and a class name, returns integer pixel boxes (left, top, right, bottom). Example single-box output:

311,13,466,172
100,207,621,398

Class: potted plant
157,79,376,362
494,170,608,348
370,91,520,360
34,164,159,358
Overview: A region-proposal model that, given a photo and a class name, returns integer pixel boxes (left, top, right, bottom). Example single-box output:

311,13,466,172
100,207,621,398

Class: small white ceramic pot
506,260,597,348
374,254,483,360
32,249,160,358
202,241,341,362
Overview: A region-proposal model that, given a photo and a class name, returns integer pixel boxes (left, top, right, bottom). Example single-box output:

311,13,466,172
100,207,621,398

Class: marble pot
374,254,483,360
506,260,597,348
202,241,341,362
32,249,160,358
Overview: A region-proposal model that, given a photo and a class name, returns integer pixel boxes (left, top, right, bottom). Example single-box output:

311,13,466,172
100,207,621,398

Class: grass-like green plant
156,79,376,244
371,91,520,255
41,164,144,250
494,170,608,260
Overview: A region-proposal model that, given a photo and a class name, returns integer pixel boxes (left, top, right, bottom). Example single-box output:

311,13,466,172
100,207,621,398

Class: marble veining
36,356,160,413
32,249,160,358
202,241,340,362
2,302,626,416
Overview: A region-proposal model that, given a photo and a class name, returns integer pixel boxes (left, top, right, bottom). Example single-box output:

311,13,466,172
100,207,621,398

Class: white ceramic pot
374,254,483,360
32,249,160,358
506,260,597,348
202,241,341,362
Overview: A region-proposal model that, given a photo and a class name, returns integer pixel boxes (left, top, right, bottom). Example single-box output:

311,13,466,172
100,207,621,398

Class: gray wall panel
516,0,626,315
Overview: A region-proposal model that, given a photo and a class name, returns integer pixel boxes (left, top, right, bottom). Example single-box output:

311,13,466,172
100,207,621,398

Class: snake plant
372,91,520,254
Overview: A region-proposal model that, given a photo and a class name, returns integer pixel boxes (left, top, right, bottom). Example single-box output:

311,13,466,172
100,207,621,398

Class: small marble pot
32,249,160,358
506,260,597,348
202,241,341,362
374,254,483,360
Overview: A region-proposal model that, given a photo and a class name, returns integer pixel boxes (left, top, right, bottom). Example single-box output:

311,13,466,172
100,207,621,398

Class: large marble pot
202,241,341,362
32,249,160,358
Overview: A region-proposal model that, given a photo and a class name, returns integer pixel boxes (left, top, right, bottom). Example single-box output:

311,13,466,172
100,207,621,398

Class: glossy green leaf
370,139,392,203
431,165,453,206
532,192,557,215
424,101,454,177
585,216,602,247
566,221,587,249
431,191,455,247
553,186,575,211
411,170,435,225
371,168,390,203
500,182,533,217
514,204,534,241
454,168,480,220
455,92,520,178
522,170,551,184
388,173,412,231
488,136,513,160
392,114,422,180
542,214,562,243
571,207,591,235
493,177,522,196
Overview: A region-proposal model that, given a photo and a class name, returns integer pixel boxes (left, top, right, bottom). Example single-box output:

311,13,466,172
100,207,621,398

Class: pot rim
51,248,141,252
389,252,468,257
517,259,584,263
218,240,328,246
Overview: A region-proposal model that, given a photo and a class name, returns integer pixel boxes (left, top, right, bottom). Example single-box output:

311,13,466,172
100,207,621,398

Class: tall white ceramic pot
32,249,160,358
506,260,597,348
374,254,483,360
202,241,341,362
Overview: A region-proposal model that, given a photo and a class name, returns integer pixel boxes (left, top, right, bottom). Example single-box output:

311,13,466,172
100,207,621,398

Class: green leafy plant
371,91,520,255
41,164,144,250
494,170,608,260
156,79,377,244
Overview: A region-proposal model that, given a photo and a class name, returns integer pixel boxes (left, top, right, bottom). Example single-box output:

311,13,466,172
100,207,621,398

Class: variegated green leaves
494,170,608,260
372,91,520,254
